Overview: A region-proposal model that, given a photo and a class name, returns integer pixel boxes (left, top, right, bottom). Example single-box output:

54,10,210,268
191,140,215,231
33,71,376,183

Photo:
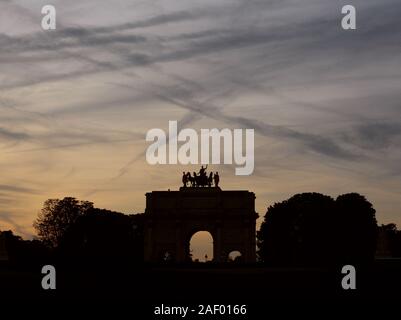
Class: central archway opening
189,231,213,262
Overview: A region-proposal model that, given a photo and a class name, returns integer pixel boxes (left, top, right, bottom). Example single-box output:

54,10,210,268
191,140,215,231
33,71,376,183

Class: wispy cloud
0,127,29,141
0,185,38,195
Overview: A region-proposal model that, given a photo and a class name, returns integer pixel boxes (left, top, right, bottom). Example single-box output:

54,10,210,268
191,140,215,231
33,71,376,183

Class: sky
1,0,401,259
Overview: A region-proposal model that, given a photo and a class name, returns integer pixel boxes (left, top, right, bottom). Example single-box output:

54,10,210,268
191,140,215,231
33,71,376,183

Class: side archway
227,250,243,263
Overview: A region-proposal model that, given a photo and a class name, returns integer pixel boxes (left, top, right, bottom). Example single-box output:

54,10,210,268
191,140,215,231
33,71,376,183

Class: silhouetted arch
144,189,258,263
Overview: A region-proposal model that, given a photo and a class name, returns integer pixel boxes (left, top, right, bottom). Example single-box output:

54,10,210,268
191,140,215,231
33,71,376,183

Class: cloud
2,1,400,160
0,185,38,195
0,31,147,54
343,122,401,150
116,76,358,161
0,212,31,238
4,126,144,153
0,127,29,141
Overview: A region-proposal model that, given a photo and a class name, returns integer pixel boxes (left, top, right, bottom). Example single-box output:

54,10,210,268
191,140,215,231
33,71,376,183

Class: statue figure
214,172,220,188
182,166,219,188
182,171,188,187
200,165,208,175
208,172,213,187
186,172,191,183
192,172,197,187
196,165,207,187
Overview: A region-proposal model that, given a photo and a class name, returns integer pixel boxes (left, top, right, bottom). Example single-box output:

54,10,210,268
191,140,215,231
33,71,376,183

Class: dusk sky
1,0,401,248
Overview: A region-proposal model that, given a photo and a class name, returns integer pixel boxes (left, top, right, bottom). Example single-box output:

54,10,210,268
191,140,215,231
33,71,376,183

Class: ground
1,260,400,305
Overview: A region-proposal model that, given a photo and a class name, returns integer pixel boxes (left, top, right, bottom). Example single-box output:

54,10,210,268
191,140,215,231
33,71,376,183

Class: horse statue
195,171,208,187
182,166,217,188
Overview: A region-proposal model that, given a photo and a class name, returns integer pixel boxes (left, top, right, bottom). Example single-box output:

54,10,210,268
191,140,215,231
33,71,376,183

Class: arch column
144,220,153,262
175,220,186,262
214,225,222,263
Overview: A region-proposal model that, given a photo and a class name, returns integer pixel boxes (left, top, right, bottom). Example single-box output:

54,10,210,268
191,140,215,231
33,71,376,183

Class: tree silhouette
58,209,144,262
257,192,378,266
257,193,335,265
0,230,49,265
377,223,401,257
33,197,93,248
334,193,377,263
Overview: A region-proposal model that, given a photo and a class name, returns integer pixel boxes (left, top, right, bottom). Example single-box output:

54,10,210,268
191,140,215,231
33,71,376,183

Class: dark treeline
0,231,48,265
257,192,379,266
1,197,144,267
1,193,401,267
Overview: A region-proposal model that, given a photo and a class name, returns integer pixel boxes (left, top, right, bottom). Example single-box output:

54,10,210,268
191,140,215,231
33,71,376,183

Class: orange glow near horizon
190,231,214,262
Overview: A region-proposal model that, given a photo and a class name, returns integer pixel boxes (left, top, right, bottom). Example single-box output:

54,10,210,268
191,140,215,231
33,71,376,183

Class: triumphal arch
143,170,258,263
